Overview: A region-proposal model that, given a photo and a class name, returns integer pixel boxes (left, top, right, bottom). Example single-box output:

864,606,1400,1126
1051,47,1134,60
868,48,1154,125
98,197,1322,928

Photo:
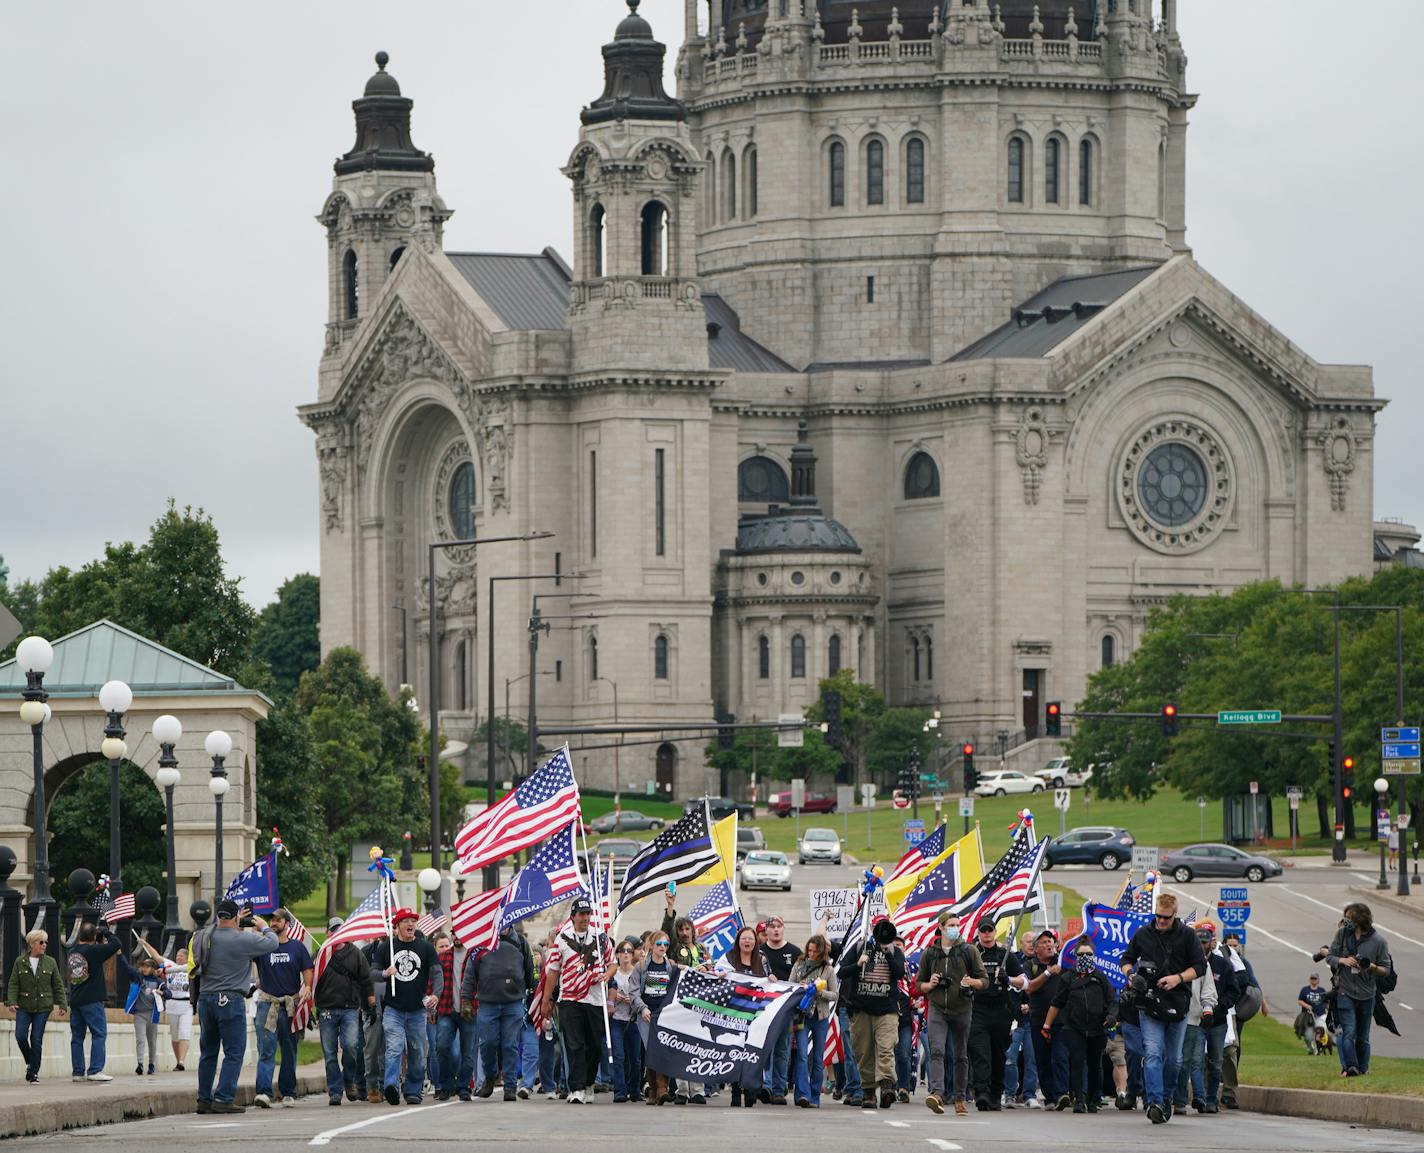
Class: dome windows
904,452,940,500
739,455,790,503
590,204,607,278
448,460,476,541
1007,136,1027,204
343,249,359,319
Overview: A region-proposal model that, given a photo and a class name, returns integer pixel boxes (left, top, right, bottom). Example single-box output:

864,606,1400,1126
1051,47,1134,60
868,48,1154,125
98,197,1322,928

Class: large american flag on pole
450,883,508,951
308,887,388,1002
688,881,738,938
499,822,585,930
453,746,582,873
954,826,1049,940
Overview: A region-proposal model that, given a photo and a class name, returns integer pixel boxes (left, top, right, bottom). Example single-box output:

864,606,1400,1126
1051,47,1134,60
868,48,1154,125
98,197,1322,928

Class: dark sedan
685,796,755,821
589,810,666,834
1042,826,1135,871
1159,843,1284,883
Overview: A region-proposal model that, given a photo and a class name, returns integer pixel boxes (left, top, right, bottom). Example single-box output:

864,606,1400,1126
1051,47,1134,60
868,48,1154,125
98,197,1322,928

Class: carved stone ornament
352,304,463,471
1317,417,1356,512
433,439,476,564
453,385,514,514
1014,406,1050,505
1116,419,1235,555
414,569,478,619
316,427,348,534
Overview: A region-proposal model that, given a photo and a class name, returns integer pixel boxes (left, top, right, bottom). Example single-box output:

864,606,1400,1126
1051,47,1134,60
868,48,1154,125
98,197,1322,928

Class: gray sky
2,2,1419,608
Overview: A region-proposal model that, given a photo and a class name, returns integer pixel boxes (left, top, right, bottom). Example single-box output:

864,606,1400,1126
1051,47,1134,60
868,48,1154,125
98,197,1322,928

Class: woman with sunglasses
633,934,679,1104
790,934,838,1107
6,929,68,1082
608,942,644,1102
1041,939,1118,1114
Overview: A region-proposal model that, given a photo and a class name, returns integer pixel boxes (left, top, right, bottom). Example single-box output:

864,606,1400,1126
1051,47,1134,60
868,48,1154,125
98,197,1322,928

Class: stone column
811,613,826,686
864,617,877,689
735,618,748,718
771,615,785,715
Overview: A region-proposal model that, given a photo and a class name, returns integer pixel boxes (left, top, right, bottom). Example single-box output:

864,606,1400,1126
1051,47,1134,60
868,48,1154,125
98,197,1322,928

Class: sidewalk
0,1063,328,1138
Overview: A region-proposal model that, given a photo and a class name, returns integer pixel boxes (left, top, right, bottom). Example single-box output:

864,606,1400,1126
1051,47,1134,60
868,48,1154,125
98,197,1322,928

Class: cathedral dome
363,51,401,96
336,52,434,175
615,0,655,40
735,514,861,555
718,1,1097,46
583,0,685,126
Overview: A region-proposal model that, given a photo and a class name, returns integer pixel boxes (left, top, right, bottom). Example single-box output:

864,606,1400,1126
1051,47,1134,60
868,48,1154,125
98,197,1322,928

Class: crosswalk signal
962,743,977,791
1160,703,1179,737
1045,702,1062,737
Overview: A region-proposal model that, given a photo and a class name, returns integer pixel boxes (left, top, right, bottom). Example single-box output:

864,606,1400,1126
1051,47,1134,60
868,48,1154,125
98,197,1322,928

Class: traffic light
962,743,977,791
1160,703,1179,737
1341,753,1356,800
1045,702,1062,737
823,690,843,750
716,712,736,751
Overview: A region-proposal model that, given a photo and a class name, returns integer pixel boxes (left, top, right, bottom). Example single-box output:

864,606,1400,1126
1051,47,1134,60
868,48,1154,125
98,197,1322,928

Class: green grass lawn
1238,1012,1424,1096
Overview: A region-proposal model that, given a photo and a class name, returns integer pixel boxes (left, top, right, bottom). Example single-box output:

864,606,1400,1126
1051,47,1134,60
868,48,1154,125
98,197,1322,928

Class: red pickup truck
768,791,837,817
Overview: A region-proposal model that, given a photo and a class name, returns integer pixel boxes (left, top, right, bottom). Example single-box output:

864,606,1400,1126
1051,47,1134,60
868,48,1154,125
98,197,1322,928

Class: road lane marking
1161,883,1312,957
1399,1002,1415,1011
309,1101,457,1146
927,1141,964,1151
188,1123,242,1129
1279,885,1424,948
886,1119,911,1127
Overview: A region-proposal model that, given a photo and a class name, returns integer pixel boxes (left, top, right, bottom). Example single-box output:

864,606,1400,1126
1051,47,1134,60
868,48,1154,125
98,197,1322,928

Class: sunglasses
1154,914,1174,921
653,940,669,947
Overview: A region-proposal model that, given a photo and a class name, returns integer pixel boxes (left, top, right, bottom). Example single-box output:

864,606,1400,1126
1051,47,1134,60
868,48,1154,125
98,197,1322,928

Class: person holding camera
1324,902,1392,1078
966,921,1025,1112
838,915,907,1111
192,900,279,1114
1041,938,1118,1114
1120,894,1206,1125
917,911,987,1117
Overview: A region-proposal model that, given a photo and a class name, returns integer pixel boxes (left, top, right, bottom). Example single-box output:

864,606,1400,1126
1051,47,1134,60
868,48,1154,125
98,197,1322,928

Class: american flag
886,846,966,954
589,856,613,932
824,1011,844,1067
888,823,946,887
286,912,316,1034
416,908,447,937
529,960,555,1034
450,884,508,951
616,801,721,914
454,747,582,873
500,822,585,930
1127,872,1158,914
309,887,389,993
102,893,135,923
955,829,1048,940
677,969,785,1024
688,881,738,937
555,928,613,1003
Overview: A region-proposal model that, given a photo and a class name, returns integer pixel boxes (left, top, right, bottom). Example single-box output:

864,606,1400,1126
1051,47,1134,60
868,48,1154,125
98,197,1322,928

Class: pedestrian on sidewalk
252,907,314,1108
125,954,163,1076
5,928,68,1082
372,908,441,1106
161,949,192,1071
314,917,374,1105
67,920,120,1083
193,901,278,1114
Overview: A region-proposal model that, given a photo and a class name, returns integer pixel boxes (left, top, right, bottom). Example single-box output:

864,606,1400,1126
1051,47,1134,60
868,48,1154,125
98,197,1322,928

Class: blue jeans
520,1020,539,1090
16,1009,49,1074
319,1009,360,1099
1337,995,1374,1074
449,1013,481,1093
1120,1019,1144,1098
1139,1015,1187,1109
435,1015,461,1093
895,1020,914,1092
1176,1023,1225,1105
254,1000,298,1098
1030,1022,1068,1102
795,1014,829,1105
610,1017,642,1100
832,1008,862,1098
197,993,248,1104
762,1024,791,1095
69,1002,108,1077
1004,1019,1038,1100
478,1001,524,1090
383,1006,429,1101
539,1029,562,1095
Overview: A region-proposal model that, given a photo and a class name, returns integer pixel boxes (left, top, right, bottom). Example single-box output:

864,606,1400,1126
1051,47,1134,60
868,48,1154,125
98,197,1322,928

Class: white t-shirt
28,957,39,975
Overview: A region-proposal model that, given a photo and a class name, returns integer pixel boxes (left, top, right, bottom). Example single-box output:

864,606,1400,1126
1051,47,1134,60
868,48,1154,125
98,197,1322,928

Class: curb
1346,885,1424,924
0,1066,329,1139
1238,1085,1424,1133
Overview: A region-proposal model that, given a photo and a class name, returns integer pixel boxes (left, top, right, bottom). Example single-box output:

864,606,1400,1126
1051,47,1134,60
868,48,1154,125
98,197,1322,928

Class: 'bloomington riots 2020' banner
644,967,804,1090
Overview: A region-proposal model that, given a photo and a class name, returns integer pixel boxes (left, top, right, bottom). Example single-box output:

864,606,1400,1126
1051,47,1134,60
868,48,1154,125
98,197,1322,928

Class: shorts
1106,1032,1126,1068
167,1000,193,1041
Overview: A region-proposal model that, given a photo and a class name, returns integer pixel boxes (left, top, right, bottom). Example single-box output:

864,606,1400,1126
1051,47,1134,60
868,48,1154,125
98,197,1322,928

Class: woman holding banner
791,935,838,1108
633,933,679,1104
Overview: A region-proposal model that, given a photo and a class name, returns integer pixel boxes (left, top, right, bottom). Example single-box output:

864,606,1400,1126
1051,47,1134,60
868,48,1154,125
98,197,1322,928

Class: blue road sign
1221,926,1248,946
1382,726,1420,743
904,818,926,844
1217,886,1251,928
1383,742,1421,760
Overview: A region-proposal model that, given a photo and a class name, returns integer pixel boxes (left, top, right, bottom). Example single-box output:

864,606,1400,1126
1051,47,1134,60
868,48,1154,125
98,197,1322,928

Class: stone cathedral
301,0,1381,800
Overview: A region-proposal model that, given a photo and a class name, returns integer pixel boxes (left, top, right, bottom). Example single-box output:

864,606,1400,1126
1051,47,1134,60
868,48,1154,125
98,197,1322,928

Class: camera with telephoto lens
1125,961,1162,1006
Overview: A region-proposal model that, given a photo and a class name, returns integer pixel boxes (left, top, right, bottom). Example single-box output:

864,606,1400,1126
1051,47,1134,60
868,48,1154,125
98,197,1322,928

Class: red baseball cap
391,908,419,925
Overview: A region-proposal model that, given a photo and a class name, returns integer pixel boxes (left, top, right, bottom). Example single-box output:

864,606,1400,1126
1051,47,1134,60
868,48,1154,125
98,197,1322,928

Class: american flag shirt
551,928,613,1007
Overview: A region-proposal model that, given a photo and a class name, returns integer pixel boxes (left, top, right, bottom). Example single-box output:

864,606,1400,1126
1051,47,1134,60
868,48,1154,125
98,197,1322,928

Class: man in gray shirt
194,899,278,1113
1324,901,1393,1078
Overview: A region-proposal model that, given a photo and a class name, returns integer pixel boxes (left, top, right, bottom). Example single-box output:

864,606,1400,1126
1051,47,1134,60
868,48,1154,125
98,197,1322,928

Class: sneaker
953,1100,968,1116
925,1094,945,1115
434,1090,451,1102
832,1088,843,1101
1192,1097,1207,1113
73,1075,87,1083
282,1097,296,1108
345,1085,359,1102
975,1097,990,1111
594,1082,612,1094
195,1101,213,1115
987,1101,1003,1111
86,1073,113,1083
879,1088,895,1109
1164,1102,1174,1121
1115,1093,1131,1110
329,1097,343,1106
504,1089,517,1102
254,1093,272,1109
148,1065,156,1076
1224,1096,1240,1108
1086,1102,1099,1114
691,1093,706,1104
545,1093,558,1101
517,1087,531,1100
404,1096,422,1106
842,1095,863,1107
384,1085,401,1106
136,1065,144,1076
1072,1100,1087,1114
674,1092,688,1105
861,1097,878,1110
1204,1103,1219,1114
476,1080,495,1099
1025,1097,1043,1109
214,1103,246,1114
175,1063,185,1072
1147,1103,1166,1125
1002,1094,1016,1109
769,1094,787,1105
1056,1093,1071,1111
569,1090,585,1104
896,1089,910,1104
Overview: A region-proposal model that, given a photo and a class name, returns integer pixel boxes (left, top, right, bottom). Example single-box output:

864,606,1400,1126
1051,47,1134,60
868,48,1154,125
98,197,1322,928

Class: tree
804,669,887,784
470,717,547,780
865,707,935,783
48,762,167,905
253,700,328,905
704,726,841,784
252,574,321,700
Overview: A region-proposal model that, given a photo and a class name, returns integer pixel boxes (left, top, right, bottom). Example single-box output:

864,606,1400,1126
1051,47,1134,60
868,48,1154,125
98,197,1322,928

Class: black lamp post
205,730,232,898
15,636,58,952
153,714,183,952
98,680,133,899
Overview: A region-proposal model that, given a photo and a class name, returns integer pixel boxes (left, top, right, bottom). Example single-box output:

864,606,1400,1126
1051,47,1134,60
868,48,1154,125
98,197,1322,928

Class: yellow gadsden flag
884,826,984,913
683,812,738,886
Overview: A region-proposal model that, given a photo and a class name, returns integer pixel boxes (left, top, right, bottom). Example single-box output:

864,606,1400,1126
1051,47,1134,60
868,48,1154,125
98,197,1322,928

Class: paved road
10,1092,1418,1153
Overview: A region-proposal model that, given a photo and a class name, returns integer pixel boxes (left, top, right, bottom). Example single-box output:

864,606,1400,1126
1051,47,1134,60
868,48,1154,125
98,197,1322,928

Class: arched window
389,246,406,271
745,146,758,218
903,451,941,500
588,634,599,681
1079,137,1095,206
1101,634,1115,669
723,150,737,221
758,635,770,679
866,138,885,206
925,637,934,681
790,634,806,679
454,640,468,711
911,636,921,682
343,248,359,319
590,204,607,278
906,137,926,205
640,201,668,276
1007,137,1025,204
738,455,790,503
654,634,670,680
704,153,717,226
449,460,476,540
829,140,846,208
1045,137,1061,205
829,634,842,676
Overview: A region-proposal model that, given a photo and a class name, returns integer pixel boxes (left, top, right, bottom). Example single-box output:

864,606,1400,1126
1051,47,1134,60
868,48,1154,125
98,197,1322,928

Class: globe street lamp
205,731,233,898
417,867,442,915
98,680,133,899
15,636,58,951
1374,777,1391,890
153,714,183,950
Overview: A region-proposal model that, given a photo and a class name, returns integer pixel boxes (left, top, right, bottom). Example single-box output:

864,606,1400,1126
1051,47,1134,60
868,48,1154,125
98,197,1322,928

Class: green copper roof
0,619,265,699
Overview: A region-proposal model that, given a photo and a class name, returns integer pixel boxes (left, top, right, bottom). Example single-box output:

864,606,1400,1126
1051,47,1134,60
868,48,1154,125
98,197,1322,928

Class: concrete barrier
1238,1084,1424,1134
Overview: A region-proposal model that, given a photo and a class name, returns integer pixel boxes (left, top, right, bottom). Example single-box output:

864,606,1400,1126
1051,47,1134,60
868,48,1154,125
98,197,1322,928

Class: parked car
798,827,843,865
685,795,755,821
735,826,767,860
589,810,665,834
973,770,1045,797
739,850,793,891
1042,826,1135,870
1035,758,1094,789
1158,843,1283,883
769,790,838,817
583,837,647,886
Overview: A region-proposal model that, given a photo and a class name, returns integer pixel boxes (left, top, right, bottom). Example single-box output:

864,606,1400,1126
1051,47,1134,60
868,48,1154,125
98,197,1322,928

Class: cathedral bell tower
318,53,452,370
565,2,709,374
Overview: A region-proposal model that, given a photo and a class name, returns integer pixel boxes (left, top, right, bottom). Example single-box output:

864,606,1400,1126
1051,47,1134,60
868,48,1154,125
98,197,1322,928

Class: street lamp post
98,680,133,898
417,867,442,915
153,715,183,953
15,637,58,951
593,677,620,826
205,731,232,898
1375,777,1391,890
505,672,553,780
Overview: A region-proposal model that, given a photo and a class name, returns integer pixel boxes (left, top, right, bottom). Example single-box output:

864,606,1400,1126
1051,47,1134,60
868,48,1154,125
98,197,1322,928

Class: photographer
838,915,906,1112
917,911,986,1117
1120,894,1206,1125
1324,902,1392,1078
967,922,1025,1112
192,900,279,1114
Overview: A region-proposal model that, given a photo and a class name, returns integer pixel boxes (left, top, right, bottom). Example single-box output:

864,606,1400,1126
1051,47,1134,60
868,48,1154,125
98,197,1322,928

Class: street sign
891,791,911,811
1224,926,1248,947
790,778,806,810
958,796,975,818
1217,887,1251,927
1383,742,1422,760
1249,781,1259,795
1053,788,1071,811
1289,794,1300,811
1382,726,1421,743
1286,785,1303,797
1218,710,1282,725
777,714,804,748
918,774,943,787
1131,846,1160,875
836,785,856,813
904,818,926,844
1382,759,1422,776
860,783,877,806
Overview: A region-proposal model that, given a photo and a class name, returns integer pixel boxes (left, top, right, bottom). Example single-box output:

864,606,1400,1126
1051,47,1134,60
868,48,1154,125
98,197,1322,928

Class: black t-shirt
759,941,802,982
372,937,440,1014
1025,955,1062,1023
975,944,1024,1006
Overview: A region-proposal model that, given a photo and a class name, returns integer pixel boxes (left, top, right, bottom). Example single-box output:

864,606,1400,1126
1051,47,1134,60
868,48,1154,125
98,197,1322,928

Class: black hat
872,918,898,946
571,897,593,916
216,898,241,920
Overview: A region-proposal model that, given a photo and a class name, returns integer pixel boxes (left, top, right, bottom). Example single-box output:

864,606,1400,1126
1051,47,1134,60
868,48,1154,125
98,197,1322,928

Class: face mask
944,927,961,943
1075,954,1095,974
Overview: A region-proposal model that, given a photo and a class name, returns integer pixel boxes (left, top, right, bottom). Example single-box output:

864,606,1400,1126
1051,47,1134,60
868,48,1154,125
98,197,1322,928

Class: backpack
1378,959,1398,996
189,926,217,999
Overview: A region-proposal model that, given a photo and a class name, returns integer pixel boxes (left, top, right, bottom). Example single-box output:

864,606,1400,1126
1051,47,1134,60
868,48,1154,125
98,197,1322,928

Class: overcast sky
2,2,1420,608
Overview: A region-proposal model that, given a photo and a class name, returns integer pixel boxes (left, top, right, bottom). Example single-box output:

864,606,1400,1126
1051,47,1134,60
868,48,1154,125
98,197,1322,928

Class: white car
798,827,843,865
1035,757,1093,789
974,770,1045,797
739,850,792,891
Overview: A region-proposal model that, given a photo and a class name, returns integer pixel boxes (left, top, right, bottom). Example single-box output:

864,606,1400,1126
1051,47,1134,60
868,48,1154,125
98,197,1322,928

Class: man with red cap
371,908,442,1105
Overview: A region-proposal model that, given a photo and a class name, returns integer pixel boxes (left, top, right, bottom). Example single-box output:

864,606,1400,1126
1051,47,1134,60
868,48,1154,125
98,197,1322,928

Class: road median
1238,1084,1424,1133
1347,884,1424,923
